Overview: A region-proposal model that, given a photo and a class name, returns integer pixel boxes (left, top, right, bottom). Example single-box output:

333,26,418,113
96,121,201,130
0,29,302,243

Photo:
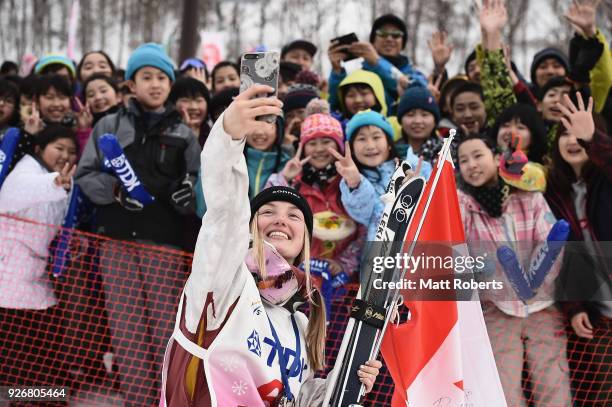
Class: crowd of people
0,0,610,405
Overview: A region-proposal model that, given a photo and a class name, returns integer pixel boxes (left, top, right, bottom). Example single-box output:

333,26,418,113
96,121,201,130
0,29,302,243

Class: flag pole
364,129,457,386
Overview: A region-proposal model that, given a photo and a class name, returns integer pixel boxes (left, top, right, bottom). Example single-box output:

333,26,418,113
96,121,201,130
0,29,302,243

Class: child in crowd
0,124,77,389
244,115,290,199
210,60,240,94
268,112,363,281
457,133,571,406
77,50,116,84
34,54,77,89
336,110,398,241
208,86,239,122
169,76,211,147
75,43,201,406
281,77,320,149
0,79,20,136
395,86,443,178
160,84,381,406
545,93,612,403
76,73,123,155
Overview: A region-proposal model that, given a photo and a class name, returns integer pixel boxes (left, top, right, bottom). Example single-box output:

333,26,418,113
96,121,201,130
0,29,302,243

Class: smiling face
129,67,171,111
401,108,436,143
452,91,486,134
256,201,306,263
213,65,240,93
80,52,113,82
304,137,338,169
176,95,208,127
558,130,589,177
458,138,499,187
373,23,404,57
352,125,391,167
37,137,78,172
538,85,571,122
246,122,277,151
85,79,121,114
38,87,71,123
535,57,566,88
496,117,532,151
343,85,377,116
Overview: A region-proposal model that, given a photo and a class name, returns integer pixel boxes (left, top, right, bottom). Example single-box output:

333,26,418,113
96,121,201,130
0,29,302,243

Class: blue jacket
245,147,290,199
339,160,397,241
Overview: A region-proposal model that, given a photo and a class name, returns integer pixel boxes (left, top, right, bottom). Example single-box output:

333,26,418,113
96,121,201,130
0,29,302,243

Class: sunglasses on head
376,30,404,39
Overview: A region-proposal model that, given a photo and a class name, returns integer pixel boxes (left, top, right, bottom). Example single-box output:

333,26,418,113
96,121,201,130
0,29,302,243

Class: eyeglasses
376,30,404,39
0,97,15,106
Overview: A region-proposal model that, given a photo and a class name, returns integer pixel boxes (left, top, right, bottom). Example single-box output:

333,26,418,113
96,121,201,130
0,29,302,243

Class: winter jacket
339,160,397,241
459,188,561,318
568,30,612,114
245,146,290,199
75,99,201,249
266,173,363,277
160,115,327,407
0,154,71,309
328,70,402,140
475,46,517,129
545,129,612,319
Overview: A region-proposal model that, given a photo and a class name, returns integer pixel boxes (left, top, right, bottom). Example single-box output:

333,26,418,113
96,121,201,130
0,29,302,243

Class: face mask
245,239,300,305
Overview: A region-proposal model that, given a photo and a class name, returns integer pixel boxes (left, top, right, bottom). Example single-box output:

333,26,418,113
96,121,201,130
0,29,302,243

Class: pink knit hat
300,113,344,153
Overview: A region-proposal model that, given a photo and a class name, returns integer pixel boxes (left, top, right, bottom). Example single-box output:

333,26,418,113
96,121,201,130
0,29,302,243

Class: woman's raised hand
222,84,283,140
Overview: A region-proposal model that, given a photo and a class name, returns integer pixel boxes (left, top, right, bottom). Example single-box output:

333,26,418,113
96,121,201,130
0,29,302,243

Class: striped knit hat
300,113,344,153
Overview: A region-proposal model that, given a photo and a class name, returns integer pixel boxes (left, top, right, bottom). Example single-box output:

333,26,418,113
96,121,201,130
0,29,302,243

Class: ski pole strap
350,299,386,329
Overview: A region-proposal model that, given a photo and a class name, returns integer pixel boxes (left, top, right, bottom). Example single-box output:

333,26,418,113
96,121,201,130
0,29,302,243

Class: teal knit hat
345,110,394,142
34,54,76,78
126,43,175,81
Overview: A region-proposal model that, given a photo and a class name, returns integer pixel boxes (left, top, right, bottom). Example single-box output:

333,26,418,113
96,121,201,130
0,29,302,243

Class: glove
115,185,144,211
171,175,195,211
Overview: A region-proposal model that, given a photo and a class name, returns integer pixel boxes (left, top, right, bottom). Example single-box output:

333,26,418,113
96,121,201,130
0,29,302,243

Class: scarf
462,178,509,218
301,163,337,188
92,104,120,126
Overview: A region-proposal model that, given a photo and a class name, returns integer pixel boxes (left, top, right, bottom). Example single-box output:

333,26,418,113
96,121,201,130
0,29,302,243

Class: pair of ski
323,157,427,407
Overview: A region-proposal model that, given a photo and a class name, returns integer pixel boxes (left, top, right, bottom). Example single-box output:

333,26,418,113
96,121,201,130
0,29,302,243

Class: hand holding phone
330,33,359,61
239,52,280,123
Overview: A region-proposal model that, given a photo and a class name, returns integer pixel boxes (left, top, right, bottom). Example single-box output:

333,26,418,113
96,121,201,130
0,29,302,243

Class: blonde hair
250,213,327,371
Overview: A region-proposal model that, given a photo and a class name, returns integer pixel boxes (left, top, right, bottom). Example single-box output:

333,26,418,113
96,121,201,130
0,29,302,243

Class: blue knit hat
396,86,440,123
126,43,175,81
345,110,394,142
34,54,76,78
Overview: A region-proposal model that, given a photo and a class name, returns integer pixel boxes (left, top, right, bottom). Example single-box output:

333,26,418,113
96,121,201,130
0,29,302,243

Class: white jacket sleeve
0,156,68,213
184,114,251,333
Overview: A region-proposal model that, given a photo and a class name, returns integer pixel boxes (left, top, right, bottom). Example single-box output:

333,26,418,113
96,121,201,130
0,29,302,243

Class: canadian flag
380,136,506,406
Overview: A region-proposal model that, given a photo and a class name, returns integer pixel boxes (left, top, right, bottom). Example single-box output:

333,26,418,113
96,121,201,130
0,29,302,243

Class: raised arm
184,85,283,333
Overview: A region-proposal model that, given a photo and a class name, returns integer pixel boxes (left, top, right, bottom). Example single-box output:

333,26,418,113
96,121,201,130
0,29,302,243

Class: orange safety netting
0,214,610,406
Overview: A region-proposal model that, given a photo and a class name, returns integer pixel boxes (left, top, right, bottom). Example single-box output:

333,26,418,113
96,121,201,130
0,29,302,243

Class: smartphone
330,33,359,61
239,51,280,123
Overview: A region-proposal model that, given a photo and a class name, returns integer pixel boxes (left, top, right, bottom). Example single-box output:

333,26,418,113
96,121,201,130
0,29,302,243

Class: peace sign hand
427,74,443,103
54,162,77,191
75,98,93,130
25,101,43,135
281,144,311,182
328,141,361,189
